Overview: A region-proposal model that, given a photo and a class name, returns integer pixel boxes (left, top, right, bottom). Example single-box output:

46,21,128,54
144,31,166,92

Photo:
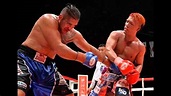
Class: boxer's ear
58,15,63,21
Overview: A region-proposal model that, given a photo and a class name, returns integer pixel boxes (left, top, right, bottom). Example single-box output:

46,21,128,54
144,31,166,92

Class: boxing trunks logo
33,52,47,64
118,88,127,95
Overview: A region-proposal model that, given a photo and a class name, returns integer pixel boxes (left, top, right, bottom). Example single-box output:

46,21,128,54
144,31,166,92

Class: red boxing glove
114,57,134,75
126,69,140,85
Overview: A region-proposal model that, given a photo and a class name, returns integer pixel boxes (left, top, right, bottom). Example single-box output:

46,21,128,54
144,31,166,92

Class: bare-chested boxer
105,12,146,96
89,12,146,96
17,3,106,96
17,3,136,96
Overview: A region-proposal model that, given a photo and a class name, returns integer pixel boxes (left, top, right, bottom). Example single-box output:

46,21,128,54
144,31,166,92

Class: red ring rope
63,75,154,83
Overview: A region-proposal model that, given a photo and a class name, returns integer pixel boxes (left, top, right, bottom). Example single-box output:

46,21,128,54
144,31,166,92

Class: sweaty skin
105,13,146,73
104,13,146,96
22,14,111,65
18,4,111,96
19,13,111,96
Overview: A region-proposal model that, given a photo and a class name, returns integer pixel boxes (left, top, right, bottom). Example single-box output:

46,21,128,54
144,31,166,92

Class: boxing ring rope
63,75,154,96
132,77,154,96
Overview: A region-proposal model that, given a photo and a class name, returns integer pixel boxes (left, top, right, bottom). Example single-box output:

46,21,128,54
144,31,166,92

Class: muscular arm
134,44,146,73
72,29,111,66
126,44,146,85
40,14,85,63
105,31,119,62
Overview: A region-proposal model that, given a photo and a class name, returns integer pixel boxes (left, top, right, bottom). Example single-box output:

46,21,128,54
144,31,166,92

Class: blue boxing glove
83,52,98,68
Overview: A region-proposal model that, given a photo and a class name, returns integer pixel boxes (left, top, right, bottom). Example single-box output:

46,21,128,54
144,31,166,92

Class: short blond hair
130,13,146,28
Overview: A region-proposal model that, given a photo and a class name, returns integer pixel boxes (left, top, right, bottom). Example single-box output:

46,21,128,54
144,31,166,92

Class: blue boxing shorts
17,45,73,96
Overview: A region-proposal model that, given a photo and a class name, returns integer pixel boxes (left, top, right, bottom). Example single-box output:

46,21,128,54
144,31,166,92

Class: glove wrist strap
114,57,123,65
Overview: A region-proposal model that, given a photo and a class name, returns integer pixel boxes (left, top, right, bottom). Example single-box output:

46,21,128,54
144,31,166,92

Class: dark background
14,0,154,96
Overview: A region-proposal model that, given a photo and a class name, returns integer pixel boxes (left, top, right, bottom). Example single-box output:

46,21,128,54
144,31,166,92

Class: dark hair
60,3,81,20
99,44,105,47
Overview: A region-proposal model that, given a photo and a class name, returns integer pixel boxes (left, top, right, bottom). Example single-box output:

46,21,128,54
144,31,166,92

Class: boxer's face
59,15,79,34
124,16,139,35
98,46,106,57
98,46,105,52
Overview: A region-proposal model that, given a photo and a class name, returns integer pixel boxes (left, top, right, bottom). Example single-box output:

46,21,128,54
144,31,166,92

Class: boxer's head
98,44,106,52
58,3,81,34
124,12,146,34
130,12,146,29
60,3,81,20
